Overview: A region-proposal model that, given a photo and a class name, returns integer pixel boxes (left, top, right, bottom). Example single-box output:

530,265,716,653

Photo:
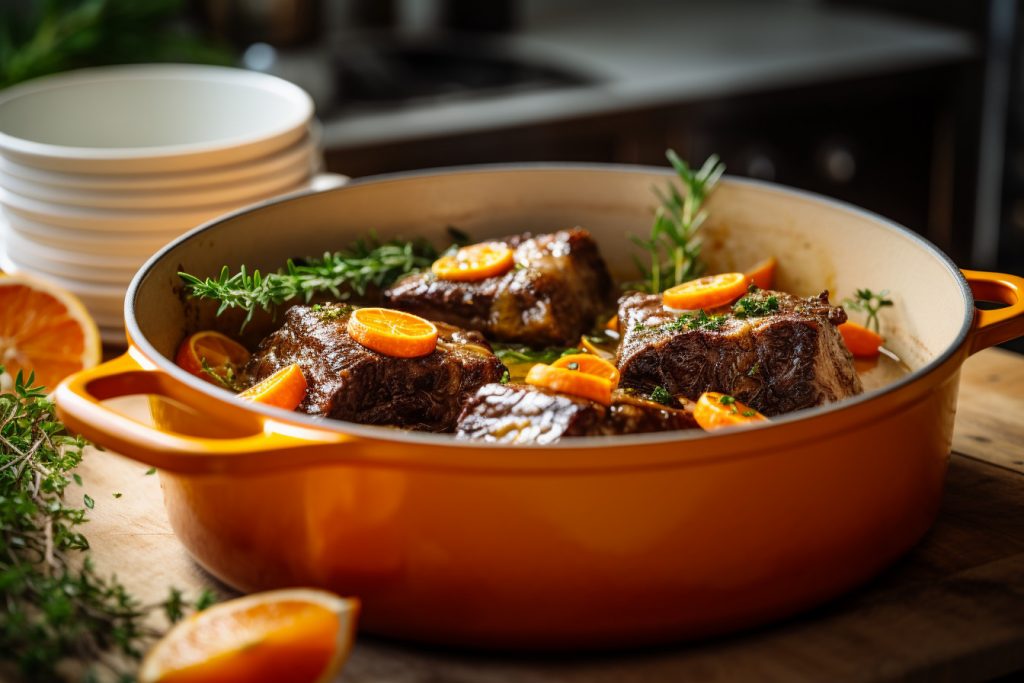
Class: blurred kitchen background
1,0,1021,282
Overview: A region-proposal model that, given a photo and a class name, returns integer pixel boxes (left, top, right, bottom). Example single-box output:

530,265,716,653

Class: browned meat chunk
615,289,862,416
455,384,697,444
383,228,613,346
242,304,505,431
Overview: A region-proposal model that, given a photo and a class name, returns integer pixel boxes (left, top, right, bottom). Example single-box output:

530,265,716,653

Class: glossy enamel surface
54,166,1024,648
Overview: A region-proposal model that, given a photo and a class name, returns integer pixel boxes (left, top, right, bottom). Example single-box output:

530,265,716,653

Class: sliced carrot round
175,331,251,387
526,363,613,405
694,391,768,431
744,257,777,290
238,363,308,410
662,272,748,310
346,307,438,358
838,321,883,358
139,588,358,683
551,352,620,385
431,242,514,281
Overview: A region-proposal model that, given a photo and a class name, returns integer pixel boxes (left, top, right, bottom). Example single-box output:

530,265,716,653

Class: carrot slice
238,363,308,410
551,353,620,385
838,321,883,358
175,331,251,386
605,315,619,331
662,272,747,310
346,307,438,358
431,242,514,281
693,392,768,431
744,257,777,290
525,364,613,405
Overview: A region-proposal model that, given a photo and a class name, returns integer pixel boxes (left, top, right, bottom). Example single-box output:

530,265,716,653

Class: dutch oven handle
962,270,1024,355
54,350,359,476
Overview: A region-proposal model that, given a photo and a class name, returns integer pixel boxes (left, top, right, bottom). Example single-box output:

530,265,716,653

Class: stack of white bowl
0,64,327,343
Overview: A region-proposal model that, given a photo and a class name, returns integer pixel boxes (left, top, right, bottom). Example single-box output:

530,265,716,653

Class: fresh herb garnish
649,385,675,405
747,361,762,377
636,310,726,334
843,288,893,333
179,236,440,330
499,368,511,384
200,356,244,392
493,345,583,365
742,410,757,417
0,367,212,680
311,303,353,323
733,291,780,318
625,150,726,293
718,395,737,405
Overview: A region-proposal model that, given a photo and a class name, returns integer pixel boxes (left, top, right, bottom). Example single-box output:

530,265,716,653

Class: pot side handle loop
54,351,357,476
962,270,1024,355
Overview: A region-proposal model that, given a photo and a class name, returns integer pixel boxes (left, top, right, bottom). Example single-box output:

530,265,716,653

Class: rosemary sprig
843,288,893,333
179,236,439,330
626,150,726,293
0,367,213,681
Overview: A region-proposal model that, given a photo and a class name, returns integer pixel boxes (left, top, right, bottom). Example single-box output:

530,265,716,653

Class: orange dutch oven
54,166,1024,649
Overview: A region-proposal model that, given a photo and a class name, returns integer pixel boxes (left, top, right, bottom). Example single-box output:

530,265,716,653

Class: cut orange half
238,363,308,410
525,363,613,405
175,331,251,386
744,257,777,290
0,272,100,391
347,307,438,358
662,272,748,310
139,588,359,683
693,391,768,431
431,242,514,281
551,352,621,385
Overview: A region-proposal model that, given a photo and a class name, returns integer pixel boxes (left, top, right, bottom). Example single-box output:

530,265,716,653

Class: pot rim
126,162,974,453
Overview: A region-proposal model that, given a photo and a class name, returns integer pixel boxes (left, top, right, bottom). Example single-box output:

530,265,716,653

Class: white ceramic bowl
2,210,182,255
0,64,313,174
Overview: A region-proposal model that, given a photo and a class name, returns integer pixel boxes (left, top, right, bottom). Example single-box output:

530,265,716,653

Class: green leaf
83,494,94,509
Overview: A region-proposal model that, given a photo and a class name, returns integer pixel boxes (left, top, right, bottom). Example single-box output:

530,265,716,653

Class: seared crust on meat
383,228,613,347
455,384,697,443
615,290,862,416
242,304,505,431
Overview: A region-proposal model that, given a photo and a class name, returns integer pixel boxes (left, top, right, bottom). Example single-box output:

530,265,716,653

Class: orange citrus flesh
525,363,613,405
238,363,308,410
693,392,768,431
662,272,748,310
0,273,100,391
175,331,251,386
431,242,514,281
140,589,358,683
838,321,883,358
347,307,438,358
551,352,621,385
744,257,777,290
605,315,619,332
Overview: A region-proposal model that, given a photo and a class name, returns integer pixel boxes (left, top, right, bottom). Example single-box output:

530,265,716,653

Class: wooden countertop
79,348,1024,682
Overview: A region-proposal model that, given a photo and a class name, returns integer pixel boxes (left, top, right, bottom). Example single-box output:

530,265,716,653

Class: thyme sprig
626,150,726,293
0,367,213,681
179,236,440,330
843,288,893,333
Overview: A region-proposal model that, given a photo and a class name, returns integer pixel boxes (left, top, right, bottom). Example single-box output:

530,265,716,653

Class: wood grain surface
77,348,1024,683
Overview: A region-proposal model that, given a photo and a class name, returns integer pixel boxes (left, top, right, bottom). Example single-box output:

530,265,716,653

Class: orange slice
605,314,619,332
838,321,883,358
238,363,308,410
346,307,438,358
525,363,613,405
744,257,777,290
693,391,768,431
175,331,251,386
662,272,747,310
0,272,100,391
551,352,621,385
431,242,514,281
139,588,358,683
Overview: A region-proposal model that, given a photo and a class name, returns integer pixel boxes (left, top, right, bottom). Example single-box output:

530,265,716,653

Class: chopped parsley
732,292,779,318
649,385,674,405
747,361,761,377
635,309,726,335
718,395,737,405
742,410,757,417
311,303,352,322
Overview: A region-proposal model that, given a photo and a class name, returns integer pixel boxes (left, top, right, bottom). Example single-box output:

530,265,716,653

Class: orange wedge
238,363,308,410
140,588,358,683
0,272,100,391
838,321,883,358
662,272,747,310
347,307,438,358
526,363,613,405
175,331,251,387
431,242,514,281
693,392,768,431
744,257,777,290
551,352,621,385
